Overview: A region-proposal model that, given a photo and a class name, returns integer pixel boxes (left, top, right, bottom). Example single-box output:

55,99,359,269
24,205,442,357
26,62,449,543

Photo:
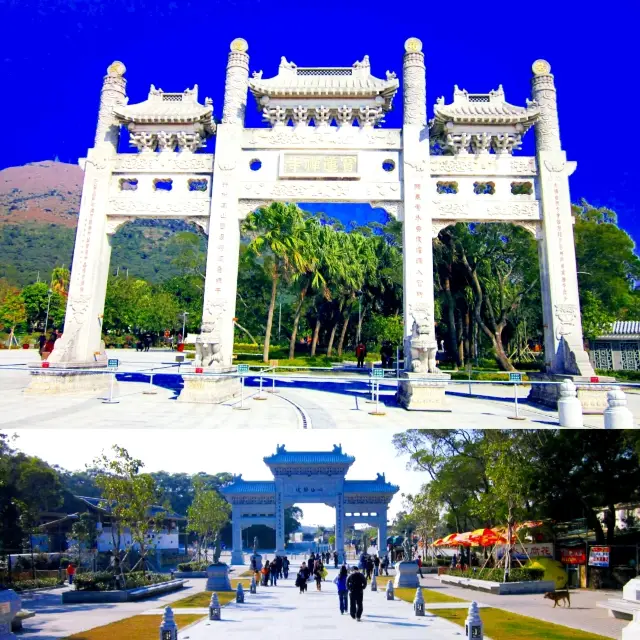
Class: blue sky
2,0,638,241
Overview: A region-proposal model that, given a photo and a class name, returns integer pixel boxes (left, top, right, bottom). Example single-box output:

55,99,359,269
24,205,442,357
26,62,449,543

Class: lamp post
356,290,363,344
44,288,53,335
181,311,189,341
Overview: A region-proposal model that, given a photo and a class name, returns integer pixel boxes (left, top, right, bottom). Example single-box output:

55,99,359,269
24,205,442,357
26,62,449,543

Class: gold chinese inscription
282,154,358,176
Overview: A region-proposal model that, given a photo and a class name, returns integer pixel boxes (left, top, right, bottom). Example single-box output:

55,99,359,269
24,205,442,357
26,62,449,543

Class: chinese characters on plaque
281,154,359,178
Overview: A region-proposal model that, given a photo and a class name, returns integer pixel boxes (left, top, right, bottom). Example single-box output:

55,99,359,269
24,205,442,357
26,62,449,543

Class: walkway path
172,564,471,640
419,573,627,639
17,578,208,639
4,349,635,429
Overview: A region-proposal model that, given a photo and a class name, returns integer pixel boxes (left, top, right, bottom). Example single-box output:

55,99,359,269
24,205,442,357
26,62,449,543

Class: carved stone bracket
513,220,541,238
186,216,210,235
105,216,135,235
369,201,404,220
431,221,454,237
237,199,273,220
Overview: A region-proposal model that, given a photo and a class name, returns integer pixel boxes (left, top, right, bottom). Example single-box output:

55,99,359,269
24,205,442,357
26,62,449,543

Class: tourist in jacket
295,562,309,593
333,565,348,614
283,556,290,579
346,566,367,621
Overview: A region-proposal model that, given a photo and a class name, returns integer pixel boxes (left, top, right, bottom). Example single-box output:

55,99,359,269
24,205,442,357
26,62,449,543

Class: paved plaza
15,558,631,639
3,350,637,429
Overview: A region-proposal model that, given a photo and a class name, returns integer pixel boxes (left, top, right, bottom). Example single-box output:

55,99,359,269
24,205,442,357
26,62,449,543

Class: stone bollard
209,593,221,621
250,575,257,594
622,610,640,640
236,582,245,603
558,379,583,428
414,586,425,616
604,388,635,429
371,573,377,591
386,580,394,600
465,602,483,640
159,606,178,640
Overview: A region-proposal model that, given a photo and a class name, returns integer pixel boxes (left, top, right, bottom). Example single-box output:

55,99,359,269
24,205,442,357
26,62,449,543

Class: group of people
358,552,390,578
38,330,60,358
333,565,368,621
295,556,327,592
251,555,290,586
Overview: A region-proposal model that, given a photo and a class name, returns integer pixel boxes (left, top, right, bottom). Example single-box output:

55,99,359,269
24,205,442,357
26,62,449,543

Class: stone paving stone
179,565,469,640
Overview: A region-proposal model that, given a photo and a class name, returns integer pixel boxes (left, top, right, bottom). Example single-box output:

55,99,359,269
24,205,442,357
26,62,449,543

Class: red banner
561,547,586,564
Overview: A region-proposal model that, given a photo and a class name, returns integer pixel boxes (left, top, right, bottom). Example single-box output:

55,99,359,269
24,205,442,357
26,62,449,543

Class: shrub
448,567,544,582
12,577,62,591
74,571,169,591
177,561,209,572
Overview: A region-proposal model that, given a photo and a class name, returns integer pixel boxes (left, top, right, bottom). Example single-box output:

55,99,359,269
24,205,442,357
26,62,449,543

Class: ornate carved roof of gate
263,444,355,466
344,475,399,495
113,85,214,131
432,85,539,128
248,56,398,107
220,479,276,495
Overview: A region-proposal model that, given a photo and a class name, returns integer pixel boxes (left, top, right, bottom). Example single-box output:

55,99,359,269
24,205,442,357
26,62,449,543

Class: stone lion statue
409,306,439,374
194,322,224,369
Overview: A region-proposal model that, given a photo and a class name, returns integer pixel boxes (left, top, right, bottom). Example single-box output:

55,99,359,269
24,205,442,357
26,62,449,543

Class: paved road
175,564,470,640
4,349,635,429
17,578,208,639
419,574,627,639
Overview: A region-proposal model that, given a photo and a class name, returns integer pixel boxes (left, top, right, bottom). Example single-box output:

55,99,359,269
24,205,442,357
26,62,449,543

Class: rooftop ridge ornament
248,53,399,128
431,83,540,155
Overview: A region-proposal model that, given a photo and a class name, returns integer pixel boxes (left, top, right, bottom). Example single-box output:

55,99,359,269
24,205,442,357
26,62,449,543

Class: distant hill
0,161,202,287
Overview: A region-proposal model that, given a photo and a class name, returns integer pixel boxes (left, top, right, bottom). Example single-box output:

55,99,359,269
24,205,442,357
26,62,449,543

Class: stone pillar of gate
377,509,388,555
201,39,250,367
527,60,615,412
46,62,126,376
230,505,244,565
335,491,345,564
397,38,451,410
531,59,593,377
274,484,286,556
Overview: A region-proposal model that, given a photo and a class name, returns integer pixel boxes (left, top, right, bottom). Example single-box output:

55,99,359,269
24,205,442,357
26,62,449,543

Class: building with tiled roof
590,322,640,371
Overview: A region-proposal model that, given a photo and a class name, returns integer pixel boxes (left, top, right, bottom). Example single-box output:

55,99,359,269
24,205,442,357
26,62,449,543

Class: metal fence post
234,373,250,411
102,371,119,405
508,382,525,421
255,371,267,401
143,371,157,395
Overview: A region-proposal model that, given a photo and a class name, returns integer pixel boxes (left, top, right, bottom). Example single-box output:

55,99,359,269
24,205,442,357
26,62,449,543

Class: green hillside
0,220,206,287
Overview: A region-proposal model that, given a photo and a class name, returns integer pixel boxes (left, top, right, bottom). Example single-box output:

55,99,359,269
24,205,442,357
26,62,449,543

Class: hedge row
448,567,545,582
176,561,209,572
73,571,169,591
10,577,63,591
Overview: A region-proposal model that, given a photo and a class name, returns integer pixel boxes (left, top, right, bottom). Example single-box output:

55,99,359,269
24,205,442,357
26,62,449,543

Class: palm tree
241,203,311,363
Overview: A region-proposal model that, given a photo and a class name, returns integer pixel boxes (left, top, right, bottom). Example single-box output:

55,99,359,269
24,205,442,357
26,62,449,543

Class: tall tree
242,203,312,362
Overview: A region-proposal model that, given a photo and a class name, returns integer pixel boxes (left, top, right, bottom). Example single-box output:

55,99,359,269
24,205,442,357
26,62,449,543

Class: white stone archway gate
46,38,599,405
220,445,398,564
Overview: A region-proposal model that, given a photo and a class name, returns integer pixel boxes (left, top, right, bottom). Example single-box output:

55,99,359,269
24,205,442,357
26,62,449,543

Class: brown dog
544,590,571,608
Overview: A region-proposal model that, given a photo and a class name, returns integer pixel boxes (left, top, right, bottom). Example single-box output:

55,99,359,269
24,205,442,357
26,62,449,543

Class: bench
597,598,640,620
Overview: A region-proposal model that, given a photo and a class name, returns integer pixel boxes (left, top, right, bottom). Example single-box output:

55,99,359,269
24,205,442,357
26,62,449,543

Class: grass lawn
64,614,203,640
170,581,250,609
428,608,612,640
395,587,467,605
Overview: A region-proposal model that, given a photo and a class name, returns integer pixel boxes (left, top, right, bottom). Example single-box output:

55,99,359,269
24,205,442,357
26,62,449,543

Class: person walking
333,551,339,568
417,555,424,578
365,556,374,580
38,333,46,356
314,559,324,591
381,554,389,576
373,554,380,577
355,342,367,368
262,560,270,586
283,556,290,579
347,566,367,622
270,558,278,586
296,562,309,593
66,562,76,585
334,565,348,615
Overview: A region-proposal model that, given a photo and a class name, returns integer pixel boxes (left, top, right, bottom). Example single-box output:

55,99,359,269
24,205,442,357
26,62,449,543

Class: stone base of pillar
397,372,451,411
25,368,114,395
528,373,617,414
393,561,420,588
178,369,241,404
275,548,286,557
230,551,245,565
249,553,262,571
205,563,233,591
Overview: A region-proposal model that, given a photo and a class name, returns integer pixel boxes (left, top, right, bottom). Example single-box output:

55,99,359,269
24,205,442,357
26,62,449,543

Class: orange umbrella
441,533,460,546
454,531,474,547
433,538,444,547
469,528,507,546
